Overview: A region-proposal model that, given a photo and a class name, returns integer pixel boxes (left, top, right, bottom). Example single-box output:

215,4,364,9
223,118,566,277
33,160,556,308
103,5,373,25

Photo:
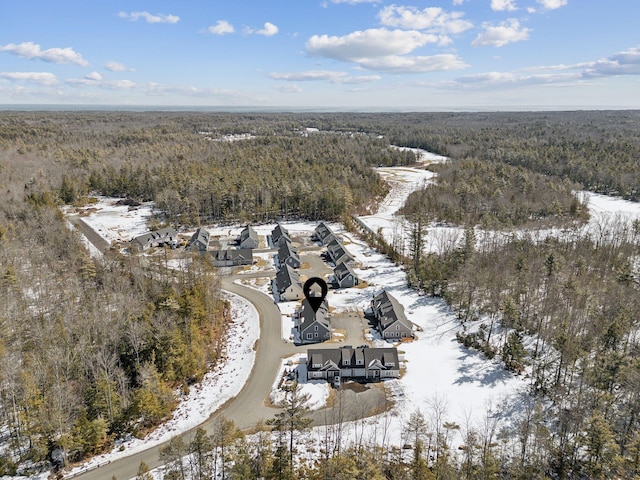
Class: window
307,333,313,339
315,333,318,337
315,325,318,331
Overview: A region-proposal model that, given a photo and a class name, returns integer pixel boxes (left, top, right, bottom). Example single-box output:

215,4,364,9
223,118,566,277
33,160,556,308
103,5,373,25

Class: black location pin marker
303,277,328,313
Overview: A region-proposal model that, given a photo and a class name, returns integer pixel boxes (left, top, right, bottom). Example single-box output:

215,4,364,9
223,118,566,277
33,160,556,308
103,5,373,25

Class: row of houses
275,264,303,301
210,249,254,267
131,227,178,252
312,223,360,288
306,345,400,381
370,290,413,340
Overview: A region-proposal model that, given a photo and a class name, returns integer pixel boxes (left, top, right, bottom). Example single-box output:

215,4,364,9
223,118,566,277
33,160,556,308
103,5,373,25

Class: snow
66,291,259,478
270,354,331,411
56,146,640,477
71,196,156,244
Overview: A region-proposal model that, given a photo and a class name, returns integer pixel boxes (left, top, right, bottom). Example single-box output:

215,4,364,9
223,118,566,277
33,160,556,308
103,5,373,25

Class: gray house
185,228,210,252
370,291,413,340
131,227,178,252
278,240,301,269
210,249,254,267
306,346,400,381
239,225,259,249
276,264,304,301
313,222,334,245
334,262,359,288
271,223,291,247
326,239,356,268
297,298,331,344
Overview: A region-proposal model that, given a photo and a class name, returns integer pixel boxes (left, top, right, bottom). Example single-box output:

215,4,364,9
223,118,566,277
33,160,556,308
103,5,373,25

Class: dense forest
1,110,640,478
401,159,588,228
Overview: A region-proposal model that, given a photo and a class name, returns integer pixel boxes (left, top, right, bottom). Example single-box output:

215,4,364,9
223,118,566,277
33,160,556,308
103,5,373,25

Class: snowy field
68,197,156,243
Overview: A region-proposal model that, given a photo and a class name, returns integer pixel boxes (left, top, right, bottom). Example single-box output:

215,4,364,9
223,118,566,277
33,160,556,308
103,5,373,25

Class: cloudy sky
0,0,638,109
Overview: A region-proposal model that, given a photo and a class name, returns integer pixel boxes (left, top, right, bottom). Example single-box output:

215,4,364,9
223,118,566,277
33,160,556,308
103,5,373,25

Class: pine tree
136,460,153,480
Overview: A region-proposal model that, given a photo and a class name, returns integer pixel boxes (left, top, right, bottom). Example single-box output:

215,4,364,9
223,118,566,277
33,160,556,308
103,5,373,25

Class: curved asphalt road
66,222,385,480
69,277,297,480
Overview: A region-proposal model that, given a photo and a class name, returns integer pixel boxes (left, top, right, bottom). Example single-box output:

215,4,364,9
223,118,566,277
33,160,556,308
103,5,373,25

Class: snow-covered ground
270,354,331,411
69,197,156,244
57,147,640,479
65,291,259,478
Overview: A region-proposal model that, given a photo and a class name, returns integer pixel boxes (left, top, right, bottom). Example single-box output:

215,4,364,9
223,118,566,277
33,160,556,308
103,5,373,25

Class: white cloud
580,47,640,78
441,71,581,89
118,11,180,24
472,19,530,47
276,84,303,93
105,61,133,72
246,22,279,37
0,71,58,86
453,0,466,4
306,28,468,73
66,76,137,89
84,71,102,81
307,28,438,60
208,20,235,35
357,53,468,72
378,5,473,34
491,0,517,11
269,70,381,84
0,42,88,66
537,0,568,9
434,45,640,92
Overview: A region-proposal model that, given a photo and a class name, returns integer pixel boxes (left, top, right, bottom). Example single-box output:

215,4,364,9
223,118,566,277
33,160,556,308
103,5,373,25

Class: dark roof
240,225,258,244
298,298,330,334
334,261,357,280
210,249,253,262
186,228,210,249
272,223,290,243
307,346,399,369
276,264,301,292
132,227,178,246
278,240,300,262
327,241,354,264
371,291,411,331
314,222,334,242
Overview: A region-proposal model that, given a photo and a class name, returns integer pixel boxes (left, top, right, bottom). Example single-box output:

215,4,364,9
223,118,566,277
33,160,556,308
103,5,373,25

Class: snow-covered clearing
68,197,156,244
65,291,259,478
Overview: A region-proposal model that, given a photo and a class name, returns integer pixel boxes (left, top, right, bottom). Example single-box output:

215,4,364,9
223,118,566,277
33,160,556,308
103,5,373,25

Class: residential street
65,217,386,480
69,276,296,480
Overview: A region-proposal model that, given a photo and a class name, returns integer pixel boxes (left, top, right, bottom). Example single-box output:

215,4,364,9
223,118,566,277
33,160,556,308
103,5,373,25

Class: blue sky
0,0,638,109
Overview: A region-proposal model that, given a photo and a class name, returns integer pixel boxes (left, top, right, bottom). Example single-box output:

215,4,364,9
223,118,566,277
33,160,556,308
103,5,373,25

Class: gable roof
278,240,300,263
210,249,253,263
307,346,399,371
334,261,357,281
272,223,290,244
240,225,258,244
132,227,178,248
371,290,412,332
186,228,210,250
314,222,334,243
276,264,301,292
298,298,330,334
